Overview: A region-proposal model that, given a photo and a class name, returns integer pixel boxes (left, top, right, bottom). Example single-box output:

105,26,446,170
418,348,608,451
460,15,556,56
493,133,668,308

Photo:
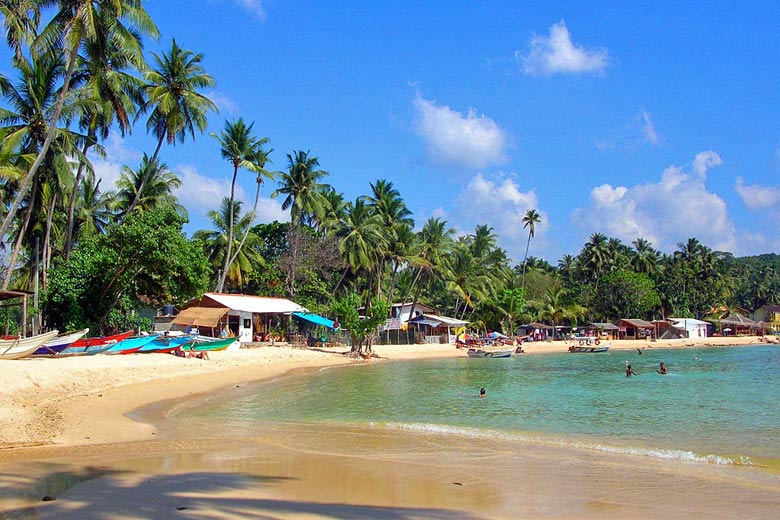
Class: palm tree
65,7,146,256
366,179,413,297
272,150,330,228
521,209,541,290
630,238,658,275
73,170,115,240
334,198,384,297
581,232,609,281
194,198,264,290
210,118,273,292
129,39,216,214
0,0,157,246
318,187,346,234
115,155,183,214
406,217,455,318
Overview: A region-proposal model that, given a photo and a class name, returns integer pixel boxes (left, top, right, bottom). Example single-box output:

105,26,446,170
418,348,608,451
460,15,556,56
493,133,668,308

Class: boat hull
467,348,514,358
0,330,60,360
103,334,160,355
184,337,237,352
31,328,90,357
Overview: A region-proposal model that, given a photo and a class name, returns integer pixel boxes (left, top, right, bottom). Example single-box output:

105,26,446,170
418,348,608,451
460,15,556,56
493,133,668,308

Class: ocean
181,345,780,471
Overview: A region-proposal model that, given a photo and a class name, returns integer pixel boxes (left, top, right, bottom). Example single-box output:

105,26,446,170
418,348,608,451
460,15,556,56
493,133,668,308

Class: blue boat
103,334,161,355
136,334,196,353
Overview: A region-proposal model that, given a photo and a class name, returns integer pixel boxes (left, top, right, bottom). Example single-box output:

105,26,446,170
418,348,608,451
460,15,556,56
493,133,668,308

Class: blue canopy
292,312,338,330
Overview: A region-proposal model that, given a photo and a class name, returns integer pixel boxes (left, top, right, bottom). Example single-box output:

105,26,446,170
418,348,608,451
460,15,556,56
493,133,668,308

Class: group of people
625,360,667,377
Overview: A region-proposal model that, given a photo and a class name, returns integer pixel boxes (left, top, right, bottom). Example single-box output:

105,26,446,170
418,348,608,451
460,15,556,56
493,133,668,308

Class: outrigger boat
0,330,59,360
467,346,514,358
183,337,237,352
30,328,89,357
568,337,610,353
103,334,161,355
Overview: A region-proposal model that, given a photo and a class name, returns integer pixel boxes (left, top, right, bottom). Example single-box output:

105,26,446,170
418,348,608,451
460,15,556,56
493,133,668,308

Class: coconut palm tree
210,117,273,292
193,198,264,290
521,209,541,290
73,170,115,240
272,150,330,228
115,154,184,215
0,0,157,245
335,198,384,291
65,7,146,256
129,39,216,215
630,238,659,275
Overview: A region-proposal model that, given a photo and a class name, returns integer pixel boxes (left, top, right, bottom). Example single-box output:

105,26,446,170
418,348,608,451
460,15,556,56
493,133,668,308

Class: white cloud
175,164,289,224
735,177,780,210
413,94,508,169
572,153,737,253
231,0,265,20
453,172,549,261
638,110,660,146
692,151,723,179
520,20,609,76
88,134,142,190
205,90,240,115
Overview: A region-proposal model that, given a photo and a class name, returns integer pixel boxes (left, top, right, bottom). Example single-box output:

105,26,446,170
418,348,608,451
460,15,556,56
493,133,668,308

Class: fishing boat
30,328,89,357
183,337,237,352
133,334,196,354
467,347,514,358
568,337,610,353
68,330,134,349
102,334,160,355
0,330,60,360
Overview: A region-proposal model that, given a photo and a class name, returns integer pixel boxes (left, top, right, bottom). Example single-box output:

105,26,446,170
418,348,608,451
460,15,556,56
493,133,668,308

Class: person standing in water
479,388,486,398
657,362,668,374
625,360,637,377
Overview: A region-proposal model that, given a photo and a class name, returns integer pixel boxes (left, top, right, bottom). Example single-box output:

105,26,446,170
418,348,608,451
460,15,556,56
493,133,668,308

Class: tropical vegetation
1,2,778,338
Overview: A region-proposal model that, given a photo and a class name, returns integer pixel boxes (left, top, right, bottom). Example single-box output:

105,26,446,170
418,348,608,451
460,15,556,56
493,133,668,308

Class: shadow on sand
1,465,487,520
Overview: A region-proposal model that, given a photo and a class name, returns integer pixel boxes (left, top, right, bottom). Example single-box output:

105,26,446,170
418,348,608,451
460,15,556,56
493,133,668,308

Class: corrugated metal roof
202,293,305,314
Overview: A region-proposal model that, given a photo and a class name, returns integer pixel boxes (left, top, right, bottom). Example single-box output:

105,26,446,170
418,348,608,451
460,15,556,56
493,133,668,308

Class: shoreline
1,335,777,450
2,337,779,518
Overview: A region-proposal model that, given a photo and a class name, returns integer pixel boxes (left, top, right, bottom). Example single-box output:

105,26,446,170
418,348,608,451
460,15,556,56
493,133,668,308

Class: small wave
379,422,753,466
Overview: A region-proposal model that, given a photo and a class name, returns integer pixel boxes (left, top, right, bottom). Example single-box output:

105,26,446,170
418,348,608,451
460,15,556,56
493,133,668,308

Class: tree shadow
1,466,487,519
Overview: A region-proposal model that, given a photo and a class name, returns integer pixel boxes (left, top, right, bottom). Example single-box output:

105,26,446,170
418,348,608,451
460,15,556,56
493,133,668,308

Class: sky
10,1,780,263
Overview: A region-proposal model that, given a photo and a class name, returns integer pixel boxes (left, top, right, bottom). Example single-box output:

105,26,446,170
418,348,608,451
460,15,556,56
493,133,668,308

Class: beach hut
669,318,710,338
172,292,305,344
718,312,758,336
407,313,468,344
752,305,780,333
589,322,619,340
615,319,654,340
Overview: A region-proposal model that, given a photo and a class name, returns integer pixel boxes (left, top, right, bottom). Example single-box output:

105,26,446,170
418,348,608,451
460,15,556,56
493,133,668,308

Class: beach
2,336,779,519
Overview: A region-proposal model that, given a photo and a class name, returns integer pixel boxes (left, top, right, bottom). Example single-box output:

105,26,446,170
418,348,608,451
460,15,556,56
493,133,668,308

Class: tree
115,154,184,214
0,0,158,247
272,150,330,228
521,209,541,290
330,292,389,356
43,207,209,333
210,118,273,291
591,270,660,321
129,39,216,214
495,287,525,335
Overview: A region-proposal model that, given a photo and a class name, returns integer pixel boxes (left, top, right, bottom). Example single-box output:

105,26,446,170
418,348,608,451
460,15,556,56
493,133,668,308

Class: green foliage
592,270,660,320
330,293,389,353
43,208,209,333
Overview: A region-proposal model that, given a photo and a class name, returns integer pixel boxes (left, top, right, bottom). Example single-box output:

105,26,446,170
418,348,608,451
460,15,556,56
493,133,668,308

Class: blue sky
25,1,780,262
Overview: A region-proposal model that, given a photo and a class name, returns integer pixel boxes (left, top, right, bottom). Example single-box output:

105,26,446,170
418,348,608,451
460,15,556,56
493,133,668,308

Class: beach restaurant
172,292,305,343
615,318,655,340
407,313,468,343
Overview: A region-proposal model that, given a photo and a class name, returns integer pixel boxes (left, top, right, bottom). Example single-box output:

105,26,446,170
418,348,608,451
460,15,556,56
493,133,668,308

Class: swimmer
657,362,667,375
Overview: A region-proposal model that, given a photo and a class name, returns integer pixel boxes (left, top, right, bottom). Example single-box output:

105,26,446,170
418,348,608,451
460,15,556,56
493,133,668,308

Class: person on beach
657,362,667,374
625,360,637,377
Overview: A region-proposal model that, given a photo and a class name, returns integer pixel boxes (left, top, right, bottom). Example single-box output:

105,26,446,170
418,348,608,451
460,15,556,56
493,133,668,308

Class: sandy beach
2,336,779,519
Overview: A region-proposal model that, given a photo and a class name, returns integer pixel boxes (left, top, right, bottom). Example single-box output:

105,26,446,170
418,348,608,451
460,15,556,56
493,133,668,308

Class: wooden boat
183,337,237,352
134,334,196,354
0,330,60,360
467,347,514,358
568,337,610,353
103,334,160,355
30,328,89,357
68,330,133,349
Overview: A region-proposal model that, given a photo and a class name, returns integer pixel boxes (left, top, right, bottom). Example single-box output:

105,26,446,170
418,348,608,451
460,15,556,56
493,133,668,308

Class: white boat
568,337,610,353
467,347,514,358
0,330,60,360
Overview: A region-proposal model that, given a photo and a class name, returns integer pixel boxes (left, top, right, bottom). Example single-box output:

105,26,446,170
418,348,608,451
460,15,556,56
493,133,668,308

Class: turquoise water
186,346,780,468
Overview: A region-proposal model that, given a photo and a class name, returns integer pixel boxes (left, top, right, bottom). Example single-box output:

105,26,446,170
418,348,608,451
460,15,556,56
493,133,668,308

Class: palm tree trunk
2,206,33,290
224,179,262,282
521,231,532,290
42,193,56,292
0,37,79,247
217,164,240,292
65,140,92,258
387,262,400,304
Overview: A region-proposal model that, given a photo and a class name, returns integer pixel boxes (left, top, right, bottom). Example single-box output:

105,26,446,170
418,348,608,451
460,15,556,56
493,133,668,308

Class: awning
408,313,468,328
292,312,338,330
202,293,305,314
172,307,229,328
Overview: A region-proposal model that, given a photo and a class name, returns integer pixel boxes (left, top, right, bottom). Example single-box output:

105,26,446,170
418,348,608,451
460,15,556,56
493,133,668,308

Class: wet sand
1,337,779,518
